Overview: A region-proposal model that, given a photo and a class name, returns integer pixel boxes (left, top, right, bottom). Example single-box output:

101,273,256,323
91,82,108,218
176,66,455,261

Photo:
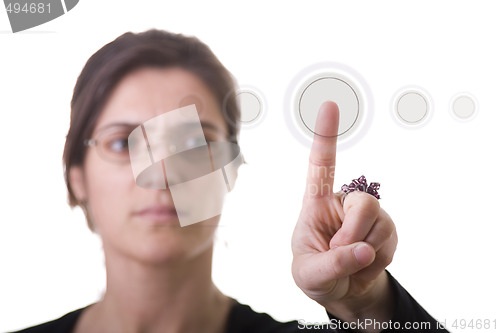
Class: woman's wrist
323,271,395,333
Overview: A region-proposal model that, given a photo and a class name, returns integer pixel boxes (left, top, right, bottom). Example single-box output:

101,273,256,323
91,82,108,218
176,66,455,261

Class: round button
397,92,428,123
237,90,262,124
285,62,373,150
298,77,360,137
392,87,432,128
223,86,265,129
451,94,477,120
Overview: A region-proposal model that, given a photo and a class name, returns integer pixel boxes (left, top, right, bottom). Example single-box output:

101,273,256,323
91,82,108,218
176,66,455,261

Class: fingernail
353,243,370,265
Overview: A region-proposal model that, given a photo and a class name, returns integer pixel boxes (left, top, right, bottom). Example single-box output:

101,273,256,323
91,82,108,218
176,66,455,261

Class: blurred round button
223,86,265,129
237,90,262,124
392,87,432,127
451,94,477,120
396,92,428,123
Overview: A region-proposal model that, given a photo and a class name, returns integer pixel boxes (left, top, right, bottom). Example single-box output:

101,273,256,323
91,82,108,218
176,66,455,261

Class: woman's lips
133,205,181,224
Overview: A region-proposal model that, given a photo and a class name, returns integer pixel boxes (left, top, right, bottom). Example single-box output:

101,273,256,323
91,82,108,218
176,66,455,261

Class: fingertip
314,100,340,137
320,100,339,112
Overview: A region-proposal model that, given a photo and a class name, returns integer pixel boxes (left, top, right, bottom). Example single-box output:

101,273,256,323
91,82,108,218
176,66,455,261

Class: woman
12,29,447,333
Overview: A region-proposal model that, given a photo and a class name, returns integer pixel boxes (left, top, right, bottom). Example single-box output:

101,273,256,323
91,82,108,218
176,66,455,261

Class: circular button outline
391,86,433,129
397,92,428,123
298,76,361,138
236,90,262,124
222,85,266,130
284,62,374,150
449,92,478,122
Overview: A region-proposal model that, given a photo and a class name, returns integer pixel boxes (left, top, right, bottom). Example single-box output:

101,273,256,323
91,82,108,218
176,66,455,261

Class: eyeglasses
84,125,135,164
84,123,232,165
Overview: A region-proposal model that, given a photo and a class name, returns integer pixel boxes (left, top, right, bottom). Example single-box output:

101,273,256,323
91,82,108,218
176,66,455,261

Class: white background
1,1,499,332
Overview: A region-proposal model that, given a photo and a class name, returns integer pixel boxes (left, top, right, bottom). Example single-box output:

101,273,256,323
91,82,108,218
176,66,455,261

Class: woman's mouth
133,205,181,224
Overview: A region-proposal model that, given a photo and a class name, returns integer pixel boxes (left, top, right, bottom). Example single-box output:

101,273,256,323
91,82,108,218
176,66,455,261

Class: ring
341,175,380,202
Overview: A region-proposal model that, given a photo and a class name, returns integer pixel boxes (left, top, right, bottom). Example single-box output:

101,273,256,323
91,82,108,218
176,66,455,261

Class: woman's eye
107,138,129,153
183,136,207,150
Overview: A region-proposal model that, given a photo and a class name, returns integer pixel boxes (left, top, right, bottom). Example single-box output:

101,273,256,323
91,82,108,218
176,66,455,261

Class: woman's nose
135,161,168,189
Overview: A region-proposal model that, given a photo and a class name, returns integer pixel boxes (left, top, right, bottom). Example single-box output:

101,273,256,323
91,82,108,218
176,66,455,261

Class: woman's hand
291,101,398,328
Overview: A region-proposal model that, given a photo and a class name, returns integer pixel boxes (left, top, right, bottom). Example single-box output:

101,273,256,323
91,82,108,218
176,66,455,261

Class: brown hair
63,29,241,214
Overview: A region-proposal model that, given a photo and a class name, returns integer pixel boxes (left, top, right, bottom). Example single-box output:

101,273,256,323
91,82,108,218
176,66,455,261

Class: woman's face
70,67,229,263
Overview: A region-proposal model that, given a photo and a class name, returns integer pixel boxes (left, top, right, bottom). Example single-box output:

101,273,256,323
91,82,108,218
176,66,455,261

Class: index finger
305,101,340,198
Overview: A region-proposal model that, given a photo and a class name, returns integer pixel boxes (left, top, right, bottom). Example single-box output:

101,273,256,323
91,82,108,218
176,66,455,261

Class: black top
9,272,449,333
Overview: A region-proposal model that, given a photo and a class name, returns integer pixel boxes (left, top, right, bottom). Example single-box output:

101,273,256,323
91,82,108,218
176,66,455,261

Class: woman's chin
99,214,221,265
129,228,216,265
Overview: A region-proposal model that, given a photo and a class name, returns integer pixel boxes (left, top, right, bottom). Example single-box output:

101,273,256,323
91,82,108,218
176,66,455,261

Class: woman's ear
69,166,88,203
